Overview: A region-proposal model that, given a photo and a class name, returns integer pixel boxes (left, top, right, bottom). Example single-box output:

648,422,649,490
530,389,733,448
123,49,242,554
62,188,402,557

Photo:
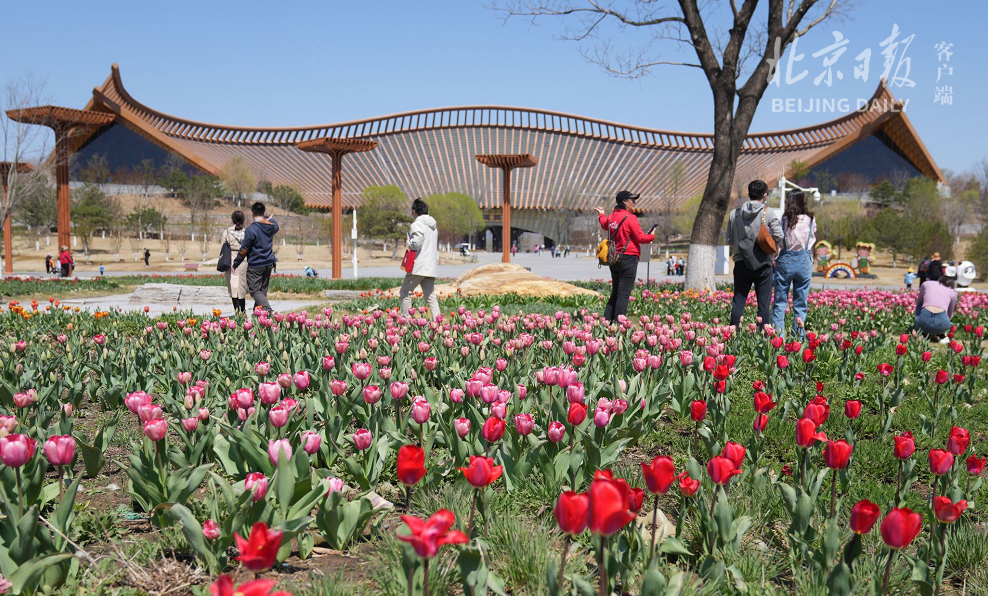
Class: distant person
595,190,656,322
771,190,816,338
727,180,783,330
666,257,674,276
564,245,570,257
904,268,917,290
677,257,685,275
914,266,958,342
45,254,53,274
928,252,943,282
222,210,249,313
233,202,279,315
304,266,318,277
917,255,930,285
143,248,150,267
399,198,440,319
58,246,73,278
99,264,104,277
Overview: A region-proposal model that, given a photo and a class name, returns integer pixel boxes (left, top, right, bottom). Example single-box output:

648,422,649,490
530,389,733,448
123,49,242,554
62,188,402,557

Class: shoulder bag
756,210,777,256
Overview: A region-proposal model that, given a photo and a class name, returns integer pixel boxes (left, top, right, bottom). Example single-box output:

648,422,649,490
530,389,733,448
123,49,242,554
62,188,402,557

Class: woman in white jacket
222,210,249,313
399,198,440,319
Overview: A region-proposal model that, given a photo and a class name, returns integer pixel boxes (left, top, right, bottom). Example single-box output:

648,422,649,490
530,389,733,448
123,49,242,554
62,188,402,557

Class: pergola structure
296,137,378,279
0,162,34,275
5,106,115,253
475,154,537,263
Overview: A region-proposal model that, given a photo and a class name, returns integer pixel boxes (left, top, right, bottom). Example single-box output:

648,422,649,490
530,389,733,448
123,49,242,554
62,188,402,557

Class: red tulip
568,402,588,426
921,351,932,362
481,417,506,442
707,456,742,486
712,364,730,381
689,400,707,421
802,403,827,428
933,496,967,524
721,442,745,469
895,344,907,356
234,522,283,571
210,575,290,596
929,449,954,476
801,348,816,364
586,475,637,536
457,456,503,488
823,439,852,470
880,508,922,550
554,491,589,535
397,445,427,486
796,418,827,448
776,355,789,369
849,500,880,534
893,432,915,460
678,474,700,497
877,363,893,376
398,509,469,559
753,413,768,432
947,426,970,455
753,391,776,414
844,400,862,419
934,369,949,385
641,455,676,495
629,487,645,513
967,455,987,475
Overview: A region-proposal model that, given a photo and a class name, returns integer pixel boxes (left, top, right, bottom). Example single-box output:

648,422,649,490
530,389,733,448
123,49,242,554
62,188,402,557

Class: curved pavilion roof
77,64,943,211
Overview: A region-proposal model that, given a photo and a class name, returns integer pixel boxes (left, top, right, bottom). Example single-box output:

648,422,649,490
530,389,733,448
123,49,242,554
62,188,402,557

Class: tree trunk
685,85,739,291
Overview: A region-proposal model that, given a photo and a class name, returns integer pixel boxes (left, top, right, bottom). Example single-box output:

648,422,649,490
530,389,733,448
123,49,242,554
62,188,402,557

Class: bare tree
160,227,172,261
175,234,188,262
197,222,212,261
294,218,306,261
1,74,53,273
108,228,124,262
221,156,256,208
497,0,851,290
127,229,142,262
889,168,912,193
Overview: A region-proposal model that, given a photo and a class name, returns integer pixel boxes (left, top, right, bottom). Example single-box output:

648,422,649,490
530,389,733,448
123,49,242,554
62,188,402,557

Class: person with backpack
770,190,816,338
928,252,943,282
727,180,784,330
221,210,248,313
232,202,279,315
917,256,930,285
594,190,655,322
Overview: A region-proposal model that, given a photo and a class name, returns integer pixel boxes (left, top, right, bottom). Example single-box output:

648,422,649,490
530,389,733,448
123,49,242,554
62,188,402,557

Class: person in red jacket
595,190,655,321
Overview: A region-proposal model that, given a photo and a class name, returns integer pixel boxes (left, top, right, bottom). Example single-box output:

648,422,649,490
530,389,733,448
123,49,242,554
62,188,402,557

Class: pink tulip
352,363,372,380
198,407,210,422
326,477,345,494
181,418,199,433
43,435,76,466
293,371,310,391
235,388,255,409
245,472,268,501
411,400,431,424
268,439,292,464
547,421,566,443
353,429,373,450
491,401,507,419
593,407,610,428
258,383,281,405
330,379,348,396
0,433,36,467
277,373,292,389
143,418,168,441
269,405,289,428
301,431,322,454
363,385,382,404
177,371,192,385
449,388,465,403
514,413,534,435
125,391,152,414
390,381,409,400
454,418,471,438
203,519,220,540
255,361,271,376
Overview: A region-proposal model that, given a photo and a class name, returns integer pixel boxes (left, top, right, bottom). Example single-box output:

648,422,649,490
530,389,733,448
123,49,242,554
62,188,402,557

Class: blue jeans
772,250,812,338
914,308,951,338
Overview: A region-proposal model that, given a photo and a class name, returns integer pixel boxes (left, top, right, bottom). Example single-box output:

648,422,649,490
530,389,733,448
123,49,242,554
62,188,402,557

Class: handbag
756,210,777,256
217,241,231,272
604,215,632,267
401,249,417,273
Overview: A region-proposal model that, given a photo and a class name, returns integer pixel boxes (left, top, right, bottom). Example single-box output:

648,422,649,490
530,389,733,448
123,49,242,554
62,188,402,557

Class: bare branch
796,0,839,37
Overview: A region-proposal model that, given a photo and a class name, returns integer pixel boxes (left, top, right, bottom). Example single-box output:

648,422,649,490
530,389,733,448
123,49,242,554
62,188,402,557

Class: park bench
184,263,199,271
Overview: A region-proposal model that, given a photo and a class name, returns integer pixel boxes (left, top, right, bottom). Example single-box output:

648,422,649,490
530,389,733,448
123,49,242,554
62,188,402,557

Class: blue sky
2,0,984,173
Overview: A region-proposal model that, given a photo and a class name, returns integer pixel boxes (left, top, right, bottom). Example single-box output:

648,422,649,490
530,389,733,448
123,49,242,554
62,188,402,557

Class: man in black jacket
233,202,279,314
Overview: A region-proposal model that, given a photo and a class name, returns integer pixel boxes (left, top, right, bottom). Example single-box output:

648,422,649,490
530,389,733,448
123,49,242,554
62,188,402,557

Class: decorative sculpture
815,240,832,273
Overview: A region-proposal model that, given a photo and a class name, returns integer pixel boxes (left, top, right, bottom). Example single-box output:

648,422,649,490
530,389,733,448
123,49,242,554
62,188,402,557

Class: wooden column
501,167,511,263
475,154,537,264
331,150,343,279
0,162,33,276
296,137,378,280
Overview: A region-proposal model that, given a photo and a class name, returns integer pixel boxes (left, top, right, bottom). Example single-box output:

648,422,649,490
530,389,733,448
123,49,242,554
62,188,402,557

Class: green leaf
274,453,294,516
7,553,74,595
164,503,219,573
641,565,667,596
659,536,692,557
826,562,852,596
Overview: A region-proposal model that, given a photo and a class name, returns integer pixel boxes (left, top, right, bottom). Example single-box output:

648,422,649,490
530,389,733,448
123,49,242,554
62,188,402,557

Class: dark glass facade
804,130,923,191
71,123,203,182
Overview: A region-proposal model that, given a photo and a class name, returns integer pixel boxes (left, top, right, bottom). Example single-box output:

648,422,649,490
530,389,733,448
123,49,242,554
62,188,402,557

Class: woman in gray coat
399,198,440,319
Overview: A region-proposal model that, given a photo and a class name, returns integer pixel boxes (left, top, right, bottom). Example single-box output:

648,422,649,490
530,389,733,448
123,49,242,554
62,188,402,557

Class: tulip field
0,281,987,596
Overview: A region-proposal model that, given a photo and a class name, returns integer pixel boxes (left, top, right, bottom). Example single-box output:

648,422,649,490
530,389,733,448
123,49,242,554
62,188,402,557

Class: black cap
616,190,640,202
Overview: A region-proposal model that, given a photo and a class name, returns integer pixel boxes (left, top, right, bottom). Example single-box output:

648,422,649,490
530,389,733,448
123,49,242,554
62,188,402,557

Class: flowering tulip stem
597,537,607,596
896,460,903,501
707,488,718,553
648,494,659,566
882,551,894,596
557,536,570,590
830,473,837,519
467,488,478,535
423,558,430,596
14,467,23,519
801,448,808,492
57,465,64,502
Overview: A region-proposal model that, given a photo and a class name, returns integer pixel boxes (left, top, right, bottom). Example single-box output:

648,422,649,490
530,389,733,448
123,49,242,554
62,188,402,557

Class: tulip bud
245,472,268,501
268,439,292,465
353,429,373,450
203,519,220,540
454,417,471,438
547,421,566,443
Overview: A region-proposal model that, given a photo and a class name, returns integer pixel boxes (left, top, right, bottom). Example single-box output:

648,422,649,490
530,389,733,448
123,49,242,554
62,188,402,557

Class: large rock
394,263,600,299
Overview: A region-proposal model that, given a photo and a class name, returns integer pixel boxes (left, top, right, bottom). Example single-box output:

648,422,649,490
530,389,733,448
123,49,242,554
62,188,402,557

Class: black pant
730,260,774,329
246,265,273,314
604,255,638,321
232,298,246,313
60,263,70,277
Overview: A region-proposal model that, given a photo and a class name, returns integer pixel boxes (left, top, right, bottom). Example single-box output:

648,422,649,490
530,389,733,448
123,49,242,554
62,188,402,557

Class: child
904,268,916,290
99,264,105,277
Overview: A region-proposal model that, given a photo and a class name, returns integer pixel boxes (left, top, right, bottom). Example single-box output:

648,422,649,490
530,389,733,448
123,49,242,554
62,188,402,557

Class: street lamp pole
352,208,358,279
777,173,822,218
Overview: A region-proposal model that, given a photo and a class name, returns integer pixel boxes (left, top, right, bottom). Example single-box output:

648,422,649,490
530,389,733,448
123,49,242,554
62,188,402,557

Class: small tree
815,200,864,260
72,184,119,257
127,231,142,262
175,234,188,261
181,176,224,226
197,222,212,261
107,228,124,262
127,207,167,237
360,185,413,255
427,193,485,246
221,156,256,207
160,227,172,261
270,184,308,214
967,226,988,281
